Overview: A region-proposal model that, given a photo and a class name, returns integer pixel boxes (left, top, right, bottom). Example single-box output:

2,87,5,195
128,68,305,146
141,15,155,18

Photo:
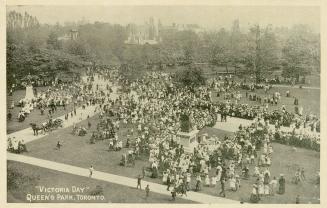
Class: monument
24,74,35,100
25,86,35,100
177,114,199,153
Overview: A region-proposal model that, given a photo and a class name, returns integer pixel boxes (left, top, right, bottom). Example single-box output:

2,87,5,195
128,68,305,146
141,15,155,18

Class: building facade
125,17,161,45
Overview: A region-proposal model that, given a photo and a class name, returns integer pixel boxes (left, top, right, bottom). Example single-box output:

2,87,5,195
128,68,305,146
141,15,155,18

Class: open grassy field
163,65,320,88
150,65,320,116
211,86,320,116
7,161,194,203
22,113,320,203
7,87,76,134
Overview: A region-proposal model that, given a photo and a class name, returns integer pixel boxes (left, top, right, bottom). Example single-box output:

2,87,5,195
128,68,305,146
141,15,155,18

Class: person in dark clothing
219,178,226,197
195,175,201,191
171,186,176,201
295,195,300,204
167,174,171,191
278,174,286,194
137,175,143,189
7,111,12,121
145,184,150,198
56,141,62,150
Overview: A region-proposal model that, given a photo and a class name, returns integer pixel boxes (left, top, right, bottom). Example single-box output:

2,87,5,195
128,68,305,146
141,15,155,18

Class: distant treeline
7,10,320,87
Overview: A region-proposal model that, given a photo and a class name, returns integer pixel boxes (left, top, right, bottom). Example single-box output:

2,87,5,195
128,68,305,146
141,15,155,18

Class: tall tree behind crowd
281,25,320,82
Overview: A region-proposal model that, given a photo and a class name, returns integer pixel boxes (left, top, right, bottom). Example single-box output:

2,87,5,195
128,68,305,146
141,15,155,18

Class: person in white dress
216,165,222,182
253,166,260,177
264,183,270,196
205,174,210,187
229,176,236,191
162,172,168,184
211,175,217,187
258,181,264,196
269,176,278,196
266,156,271,166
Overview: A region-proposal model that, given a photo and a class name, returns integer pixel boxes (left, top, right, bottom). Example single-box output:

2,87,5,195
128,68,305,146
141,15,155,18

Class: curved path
8,104,99,144
8,153,238,204
272,84,320,90
7,76,117,144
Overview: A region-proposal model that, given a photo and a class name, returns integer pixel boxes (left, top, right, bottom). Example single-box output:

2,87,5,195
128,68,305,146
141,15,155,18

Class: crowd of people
7,136,27,153
7,68,320,203
81,70,319,203
210,76,320,132
9,82,83,122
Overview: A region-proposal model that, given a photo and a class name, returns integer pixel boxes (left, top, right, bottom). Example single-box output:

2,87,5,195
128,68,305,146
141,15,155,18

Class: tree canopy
7,10,320,86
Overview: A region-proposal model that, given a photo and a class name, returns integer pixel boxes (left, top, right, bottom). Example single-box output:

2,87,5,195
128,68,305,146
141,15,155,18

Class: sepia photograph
3,1,325,206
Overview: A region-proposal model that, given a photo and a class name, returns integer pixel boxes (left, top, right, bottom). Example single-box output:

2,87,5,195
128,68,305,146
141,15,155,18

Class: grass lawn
7,87,76,134
162,65,320,88
22,114,320,204
7,161,194,203
199,127,234,138
301,74,321,88
211,86,320,116
161,65,320,116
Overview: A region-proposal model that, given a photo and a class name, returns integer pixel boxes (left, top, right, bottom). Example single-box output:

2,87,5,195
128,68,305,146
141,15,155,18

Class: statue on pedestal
177,112,199,153
180,114,192,133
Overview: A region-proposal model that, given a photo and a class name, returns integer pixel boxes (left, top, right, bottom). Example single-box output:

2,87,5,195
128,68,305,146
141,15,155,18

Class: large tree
245,24,279,83
173,65,206,91
281,25,320,81
230,19,246,72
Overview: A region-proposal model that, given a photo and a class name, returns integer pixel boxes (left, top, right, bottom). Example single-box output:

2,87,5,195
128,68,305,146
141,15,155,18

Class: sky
7,5,320,32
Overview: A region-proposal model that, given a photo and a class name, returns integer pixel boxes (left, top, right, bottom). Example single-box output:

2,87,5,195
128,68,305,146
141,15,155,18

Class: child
145,184,150,198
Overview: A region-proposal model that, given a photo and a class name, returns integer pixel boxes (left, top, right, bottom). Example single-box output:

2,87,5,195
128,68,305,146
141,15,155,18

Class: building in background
125,17,161,45
58,29,79,41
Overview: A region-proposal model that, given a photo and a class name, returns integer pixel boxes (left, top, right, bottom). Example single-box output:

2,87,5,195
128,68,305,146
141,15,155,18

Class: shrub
89,185,104,196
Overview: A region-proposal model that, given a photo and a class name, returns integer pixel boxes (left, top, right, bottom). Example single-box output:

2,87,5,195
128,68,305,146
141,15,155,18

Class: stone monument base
177,129,199,153
25,86,34,100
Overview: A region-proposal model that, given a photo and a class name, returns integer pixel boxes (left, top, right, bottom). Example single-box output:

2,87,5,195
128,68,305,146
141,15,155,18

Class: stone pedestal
177,129,199,153
25,86,34,100
198,133,208,144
